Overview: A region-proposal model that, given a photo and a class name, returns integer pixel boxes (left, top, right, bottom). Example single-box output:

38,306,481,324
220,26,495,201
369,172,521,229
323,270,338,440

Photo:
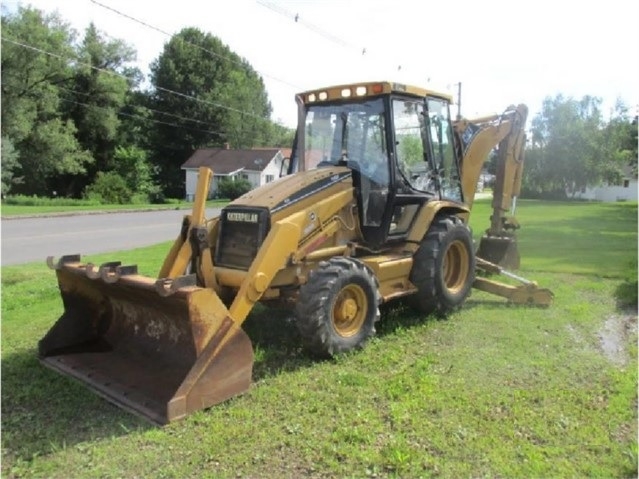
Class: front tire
409,215,475,316
295,258,381,357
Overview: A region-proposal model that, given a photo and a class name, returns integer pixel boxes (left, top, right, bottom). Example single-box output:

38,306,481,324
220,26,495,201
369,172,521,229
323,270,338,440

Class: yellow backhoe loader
40,81,553,424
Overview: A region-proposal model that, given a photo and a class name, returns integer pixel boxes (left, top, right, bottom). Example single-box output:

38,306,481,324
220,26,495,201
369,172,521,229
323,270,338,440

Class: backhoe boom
455,104,529,268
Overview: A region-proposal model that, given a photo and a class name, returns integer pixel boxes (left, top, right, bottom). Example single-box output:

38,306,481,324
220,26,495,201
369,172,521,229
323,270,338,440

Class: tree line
1,6,294,202
523,96,637,198
1,7,636,203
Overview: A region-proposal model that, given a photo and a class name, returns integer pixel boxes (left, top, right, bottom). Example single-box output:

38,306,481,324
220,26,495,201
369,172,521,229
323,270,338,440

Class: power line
1,75,228,138
1,36,275,124
59,96,227,137
255,1,426,80
89,0,303,90
256,0,351,48
56,86,227,136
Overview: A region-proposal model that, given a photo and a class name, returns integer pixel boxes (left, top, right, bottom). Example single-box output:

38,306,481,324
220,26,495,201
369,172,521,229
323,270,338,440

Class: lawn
2,200,637,478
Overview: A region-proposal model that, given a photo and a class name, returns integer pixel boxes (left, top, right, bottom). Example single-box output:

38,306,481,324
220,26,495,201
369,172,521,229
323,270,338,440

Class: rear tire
409,215,475,316
295,258,381,357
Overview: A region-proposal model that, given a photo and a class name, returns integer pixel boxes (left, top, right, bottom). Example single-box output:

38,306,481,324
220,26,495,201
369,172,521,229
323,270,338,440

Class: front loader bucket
476,235,520,270
39,256,254,425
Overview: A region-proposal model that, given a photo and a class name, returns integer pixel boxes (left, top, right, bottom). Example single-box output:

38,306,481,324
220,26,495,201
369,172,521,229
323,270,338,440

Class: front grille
215,207,270,270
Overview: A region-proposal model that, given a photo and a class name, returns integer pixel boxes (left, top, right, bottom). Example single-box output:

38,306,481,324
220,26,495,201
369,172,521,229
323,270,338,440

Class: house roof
279,148,292,159
181,148,281,174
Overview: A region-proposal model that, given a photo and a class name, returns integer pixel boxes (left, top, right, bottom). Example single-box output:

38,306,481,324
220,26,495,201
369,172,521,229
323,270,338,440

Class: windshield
294,98,388,183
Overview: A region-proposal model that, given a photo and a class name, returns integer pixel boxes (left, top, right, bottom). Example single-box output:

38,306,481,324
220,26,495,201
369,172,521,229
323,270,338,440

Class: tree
1,7,93,196
266,122,295,148
523,95,632,198
603,101,638,177
116,90,154,151
148,27,273,197
1,136,21,196
397,134,423,166
59,22,138,197
110,145,159,201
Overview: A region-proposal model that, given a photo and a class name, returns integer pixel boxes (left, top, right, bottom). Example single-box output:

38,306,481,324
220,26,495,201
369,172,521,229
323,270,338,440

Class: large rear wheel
409,215,475,316
295,257,381,357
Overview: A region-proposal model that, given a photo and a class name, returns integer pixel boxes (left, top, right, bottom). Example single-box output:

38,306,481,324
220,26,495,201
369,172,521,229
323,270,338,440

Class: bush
111,146,159,198
218,177,252,200
84,172,133,204
148,188,166,204
2,194,101,207
520,187,569,200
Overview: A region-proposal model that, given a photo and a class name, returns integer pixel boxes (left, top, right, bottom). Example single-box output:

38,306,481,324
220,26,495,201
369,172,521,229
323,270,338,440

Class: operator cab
288,81,464,248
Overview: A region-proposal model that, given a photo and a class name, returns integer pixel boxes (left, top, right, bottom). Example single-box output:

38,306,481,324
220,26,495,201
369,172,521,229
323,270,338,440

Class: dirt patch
598,313,638,366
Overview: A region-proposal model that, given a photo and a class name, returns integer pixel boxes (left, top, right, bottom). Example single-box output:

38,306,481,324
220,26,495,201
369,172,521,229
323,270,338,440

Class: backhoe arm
455,104,528,269
456,104,528,217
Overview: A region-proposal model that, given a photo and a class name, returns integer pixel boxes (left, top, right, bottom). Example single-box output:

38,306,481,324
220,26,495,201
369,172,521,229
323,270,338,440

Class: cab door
351,105,394,247
424,96,463,202
378,96,463,246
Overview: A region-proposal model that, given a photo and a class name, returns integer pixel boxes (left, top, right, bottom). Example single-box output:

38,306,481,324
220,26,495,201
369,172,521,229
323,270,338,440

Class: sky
3,0,639,129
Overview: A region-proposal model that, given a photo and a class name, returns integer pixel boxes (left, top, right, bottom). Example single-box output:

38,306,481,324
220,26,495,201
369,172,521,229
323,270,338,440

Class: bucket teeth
98,262,138,283
155,274,197,297
99,262,122,283
116,265,138,276
47,254,82,270
85,263,100,279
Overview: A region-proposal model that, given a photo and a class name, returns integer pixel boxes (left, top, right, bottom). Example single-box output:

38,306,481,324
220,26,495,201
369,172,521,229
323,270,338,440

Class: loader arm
158,166,217,288
160,172,357,343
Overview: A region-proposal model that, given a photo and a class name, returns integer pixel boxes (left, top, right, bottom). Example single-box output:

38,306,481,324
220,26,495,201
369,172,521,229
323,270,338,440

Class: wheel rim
332,284,367,337
443,239,470,294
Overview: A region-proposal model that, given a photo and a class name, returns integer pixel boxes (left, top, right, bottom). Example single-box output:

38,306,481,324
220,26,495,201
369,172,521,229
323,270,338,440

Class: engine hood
228,167,353,214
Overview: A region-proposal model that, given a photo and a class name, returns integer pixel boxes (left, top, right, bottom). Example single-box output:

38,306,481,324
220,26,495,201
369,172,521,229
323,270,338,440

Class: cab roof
297,81,453,104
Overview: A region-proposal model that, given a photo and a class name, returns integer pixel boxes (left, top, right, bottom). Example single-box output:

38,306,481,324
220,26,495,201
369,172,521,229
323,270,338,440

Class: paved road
1,208,223,266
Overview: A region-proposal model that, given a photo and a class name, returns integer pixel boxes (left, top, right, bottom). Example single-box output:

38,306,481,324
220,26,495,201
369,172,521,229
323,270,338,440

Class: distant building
572,166,638,202
181,146,291,200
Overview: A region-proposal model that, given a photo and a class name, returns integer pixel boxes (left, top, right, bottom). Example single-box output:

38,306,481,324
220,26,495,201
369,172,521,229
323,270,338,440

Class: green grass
2,200,637,478
469,200,638,277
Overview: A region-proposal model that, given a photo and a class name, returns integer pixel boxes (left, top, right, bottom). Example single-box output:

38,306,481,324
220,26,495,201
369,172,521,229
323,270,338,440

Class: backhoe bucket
39,256,254,425
476,235,520,270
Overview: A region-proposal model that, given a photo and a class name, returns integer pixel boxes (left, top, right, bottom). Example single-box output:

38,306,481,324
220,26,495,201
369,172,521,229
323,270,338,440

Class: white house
181,146,291,200
573,166,638,202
